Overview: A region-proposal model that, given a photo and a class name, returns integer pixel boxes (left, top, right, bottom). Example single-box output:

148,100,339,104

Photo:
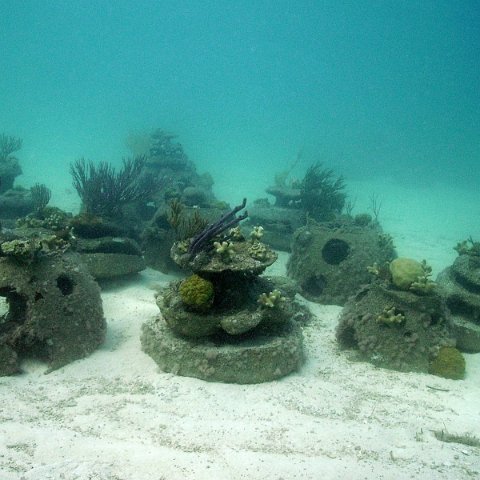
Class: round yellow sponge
179,274,214,312
429,346,466,380
389,258,424,290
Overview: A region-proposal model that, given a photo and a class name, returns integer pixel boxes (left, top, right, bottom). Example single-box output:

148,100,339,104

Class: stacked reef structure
141,200,308,383
130,129,227,272
68,156,149,279
249,162,346,251
68,215,146,280
143,129,217,209
437,239,480,352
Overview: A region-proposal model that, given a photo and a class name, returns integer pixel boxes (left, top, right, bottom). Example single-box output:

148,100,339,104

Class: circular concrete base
141,318,304,384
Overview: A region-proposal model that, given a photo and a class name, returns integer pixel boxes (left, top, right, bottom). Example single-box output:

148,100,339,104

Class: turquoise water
1,5,480,478
1,1,479,195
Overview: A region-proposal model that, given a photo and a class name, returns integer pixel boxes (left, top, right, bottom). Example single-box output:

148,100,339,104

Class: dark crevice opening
322,238,350,265
0,287,28,327
57,275,74,296
302,274,327,297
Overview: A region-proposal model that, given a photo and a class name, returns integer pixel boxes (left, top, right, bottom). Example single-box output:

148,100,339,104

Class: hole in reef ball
0,296,8,317
56,275,74,296
302,274,327,296
0,287,28,324
322,238,350,265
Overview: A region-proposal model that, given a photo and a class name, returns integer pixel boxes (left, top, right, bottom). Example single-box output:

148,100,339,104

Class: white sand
1,182,480,479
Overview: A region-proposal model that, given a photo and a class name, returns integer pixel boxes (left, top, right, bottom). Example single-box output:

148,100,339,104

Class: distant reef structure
126,129,229,273
249,159,348,251
126,129,218,209
66,129,229,274
0,133,34,222
0,133,23,194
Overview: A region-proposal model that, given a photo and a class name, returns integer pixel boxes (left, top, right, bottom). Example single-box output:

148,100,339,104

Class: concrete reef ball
288,222,395,305
0,252,106,375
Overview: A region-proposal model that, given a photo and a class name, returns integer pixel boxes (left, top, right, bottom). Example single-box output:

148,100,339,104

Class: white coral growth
250,225,264,241
257,289,286,308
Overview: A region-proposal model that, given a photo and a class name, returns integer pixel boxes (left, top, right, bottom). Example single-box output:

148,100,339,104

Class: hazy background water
1,0,479,205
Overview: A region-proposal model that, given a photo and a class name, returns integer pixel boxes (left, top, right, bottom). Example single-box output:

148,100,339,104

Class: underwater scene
0,1,479,479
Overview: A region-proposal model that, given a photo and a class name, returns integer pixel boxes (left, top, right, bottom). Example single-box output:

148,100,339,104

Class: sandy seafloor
1,179,480,480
